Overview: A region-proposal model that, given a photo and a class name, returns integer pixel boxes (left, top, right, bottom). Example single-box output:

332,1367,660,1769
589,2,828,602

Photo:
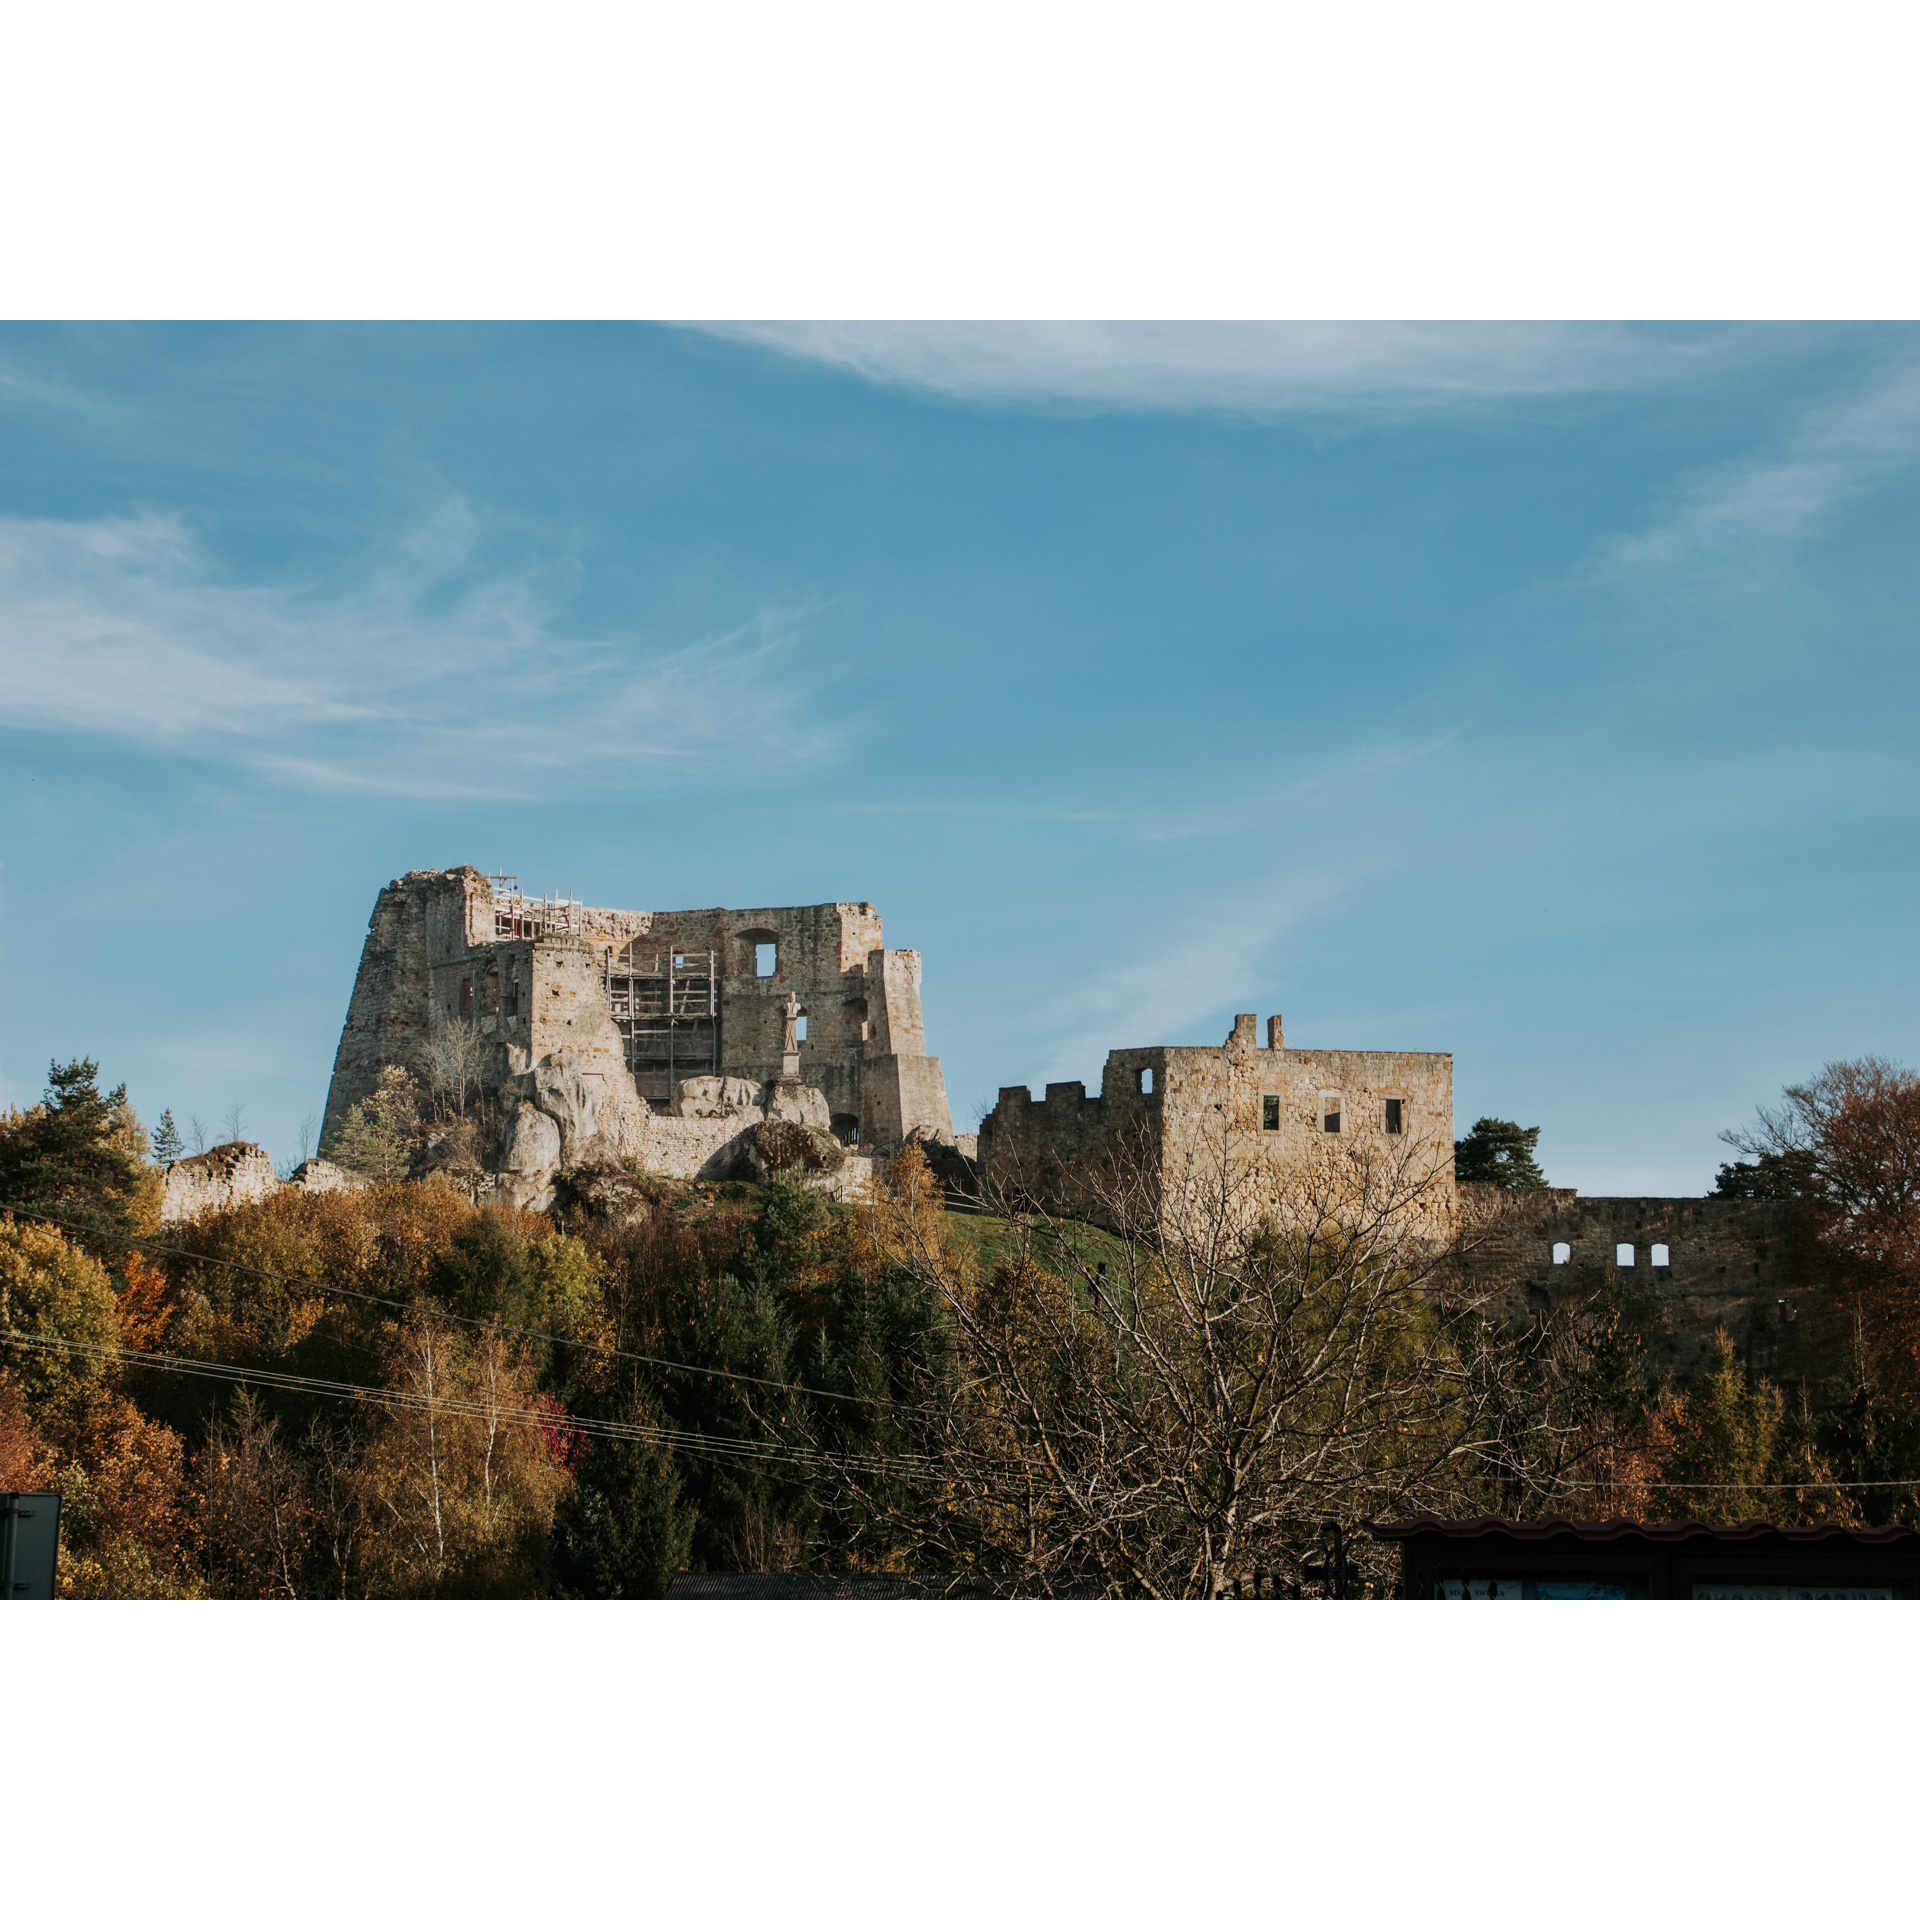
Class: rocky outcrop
765,1079,832,1130
494,1049,654,1208
904,1125,979,1201
671,1076,764,1119
556,1165,656,1229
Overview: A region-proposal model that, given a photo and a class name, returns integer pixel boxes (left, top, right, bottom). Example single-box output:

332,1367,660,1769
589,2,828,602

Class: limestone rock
504,1102,562,1177
529,1053,600,1156
671,1075,765,1120
905,1126,979,1200
765,1079,832,1131
741,1117,845,1183
558,1166,655,1229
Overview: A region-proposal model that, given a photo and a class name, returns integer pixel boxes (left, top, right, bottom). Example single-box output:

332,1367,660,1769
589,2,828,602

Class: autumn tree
1723,1058,1920,1392
195,1389,317,1598
328,1066,421,1183
354,1323,572,1597
796,1131,1610,1597
1644,1330,1854,1526
44,1391,203,1597
0,1216,121,1416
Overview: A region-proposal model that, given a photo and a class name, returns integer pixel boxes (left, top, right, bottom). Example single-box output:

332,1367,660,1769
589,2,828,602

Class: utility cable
0,1327,994,1490
0,1202,932,1418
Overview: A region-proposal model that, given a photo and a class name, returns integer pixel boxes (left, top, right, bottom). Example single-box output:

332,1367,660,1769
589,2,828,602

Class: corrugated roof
1368,1514,1919,1546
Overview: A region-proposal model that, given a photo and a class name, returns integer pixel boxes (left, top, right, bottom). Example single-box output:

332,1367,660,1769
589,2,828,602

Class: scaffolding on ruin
486,873,582,941
609,946,720,1106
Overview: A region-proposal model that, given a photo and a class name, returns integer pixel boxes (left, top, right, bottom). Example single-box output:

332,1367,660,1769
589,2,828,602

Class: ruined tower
322,868,954,1197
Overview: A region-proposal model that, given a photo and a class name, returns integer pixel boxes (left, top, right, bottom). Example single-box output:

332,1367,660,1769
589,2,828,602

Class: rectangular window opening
1261,1095,1280,1131
1384,1097,1403,1135
1322,1103,1341,1135
755,942,778,977
1138,1067,1156,1095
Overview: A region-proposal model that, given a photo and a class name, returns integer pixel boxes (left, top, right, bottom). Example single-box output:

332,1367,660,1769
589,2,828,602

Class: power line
0,1202,918,1417
0,1327,989,1490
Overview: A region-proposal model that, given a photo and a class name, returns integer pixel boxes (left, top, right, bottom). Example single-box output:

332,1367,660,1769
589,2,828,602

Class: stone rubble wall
160,1147,366,1223
1452,1188,1851,1401
160,1143,283,1223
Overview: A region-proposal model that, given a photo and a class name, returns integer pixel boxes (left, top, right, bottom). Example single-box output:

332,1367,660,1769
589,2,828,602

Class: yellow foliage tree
0,1216,120,1416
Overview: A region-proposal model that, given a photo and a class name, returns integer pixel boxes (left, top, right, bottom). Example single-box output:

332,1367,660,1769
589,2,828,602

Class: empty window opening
1138,1067,1156,1095
1320,1095,1342,1135
459,978,473,1016
1616,1243,1635,1268
1552,1242,1571,1265
506,979,521,1018
1384,1098,1404,1135
1261,1095,1280,1131
755,942,778,977
1651,1243,1670,1267
795,1013,808,1043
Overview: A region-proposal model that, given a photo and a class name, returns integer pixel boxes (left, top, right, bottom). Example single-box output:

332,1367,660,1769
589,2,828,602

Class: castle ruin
322,868,954,1205
980,1012,1852,1404
312,867,1850,1404
979,1011,1457,1230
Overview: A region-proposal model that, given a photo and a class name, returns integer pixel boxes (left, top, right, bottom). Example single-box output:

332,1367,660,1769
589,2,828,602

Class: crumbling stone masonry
979,1011,1456,1231
322,868,953,1205
160,1145,366,1223
979,1010,1840,1401
1452,1190,1852,1404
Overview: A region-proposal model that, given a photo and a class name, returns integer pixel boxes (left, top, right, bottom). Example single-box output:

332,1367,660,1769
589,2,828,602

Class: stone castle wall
161,1147,367,1223
1453,1188,1853,1401
981,1013,1454,1232
321,868,953,1202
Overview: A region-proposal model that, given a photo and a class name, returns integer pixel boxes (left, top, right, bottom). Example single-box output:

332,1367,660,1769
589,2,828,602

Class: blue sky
1,322,1914,1192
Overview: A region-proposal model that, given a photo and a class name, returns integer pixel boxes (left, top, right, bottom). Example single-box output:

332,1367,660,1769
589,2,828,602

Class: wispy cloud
701,321,1823,418
0,502,846,797
1585,350,1920,605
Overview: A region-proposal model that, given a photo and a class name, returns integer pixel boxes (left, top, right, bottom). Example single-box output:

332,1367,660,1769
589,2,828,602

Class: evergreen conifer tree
150,1109,184,1168
1453,1116,1549,1188
551,1424,696,1598
0,1058,153,1244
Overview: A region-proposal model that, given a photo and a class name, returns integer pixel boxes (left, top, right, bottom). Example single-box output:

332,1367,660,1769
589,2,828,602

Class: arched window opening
1552,1242,1571,1265
1651,1243,1670,1267
1138,1067,1156,1095
1616,1243,1635,1268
